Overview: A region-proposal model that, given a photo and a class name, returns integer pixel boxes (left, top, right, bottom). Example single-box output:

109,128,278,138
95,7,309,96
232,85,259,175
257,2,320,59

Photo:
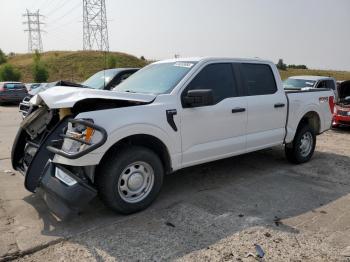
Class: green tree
0,49,7,65
32,63,49,82
276,59,287,70
0,64,21,81
32,50,49,82
107,55,117,69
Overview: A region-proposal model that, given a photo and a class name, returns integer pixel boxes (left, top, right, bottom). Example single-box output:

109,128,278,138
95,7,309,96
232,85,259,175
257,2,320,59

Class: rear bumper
38,162,97,219
333,115,350,126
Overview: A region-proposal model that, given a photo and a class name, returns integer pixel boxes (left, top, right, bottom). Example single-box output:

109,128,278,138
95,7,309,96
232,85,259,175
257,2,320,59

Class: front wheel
96,146,164,214
285,125,316,164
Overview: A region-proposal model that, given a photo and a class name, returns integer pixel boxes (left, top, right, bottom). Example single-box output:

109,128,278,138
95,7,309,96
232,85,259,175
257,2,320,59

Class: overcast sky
1,0,349,70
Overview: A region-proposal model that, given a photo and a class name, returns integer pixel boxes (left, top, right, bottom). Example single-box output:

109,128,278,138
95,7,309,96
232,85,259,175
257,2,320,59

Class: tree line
276,59,308,70
0,49,49,82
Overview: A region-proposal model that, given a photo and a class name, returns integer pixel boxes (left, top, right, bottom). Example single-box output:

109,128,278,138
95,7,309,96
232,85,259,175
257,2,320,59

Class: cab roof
154,57,273,65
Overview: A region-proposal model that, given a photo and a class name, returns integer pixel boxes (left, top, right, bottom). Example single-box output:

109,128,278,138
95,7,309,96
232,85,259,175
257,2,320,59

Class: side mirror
345,96,350,102
184,89,214,107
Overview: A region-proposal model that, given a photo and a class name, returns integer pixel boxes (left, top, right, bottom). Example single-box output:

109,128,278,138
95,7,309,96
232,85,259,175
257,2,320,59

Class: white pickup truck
11,57,334,217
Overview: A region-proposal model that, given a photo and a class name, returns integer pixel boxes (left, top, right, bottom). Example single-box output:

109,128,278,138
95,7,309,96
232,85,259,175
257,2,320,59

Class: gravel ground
1,106,350,262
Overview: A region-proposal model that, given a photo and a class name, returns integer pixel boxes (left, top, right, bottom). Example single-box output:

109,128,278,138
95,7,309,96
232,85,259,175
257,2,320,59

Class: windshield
114,62,196,94
283,78,316,89
82,70,118,89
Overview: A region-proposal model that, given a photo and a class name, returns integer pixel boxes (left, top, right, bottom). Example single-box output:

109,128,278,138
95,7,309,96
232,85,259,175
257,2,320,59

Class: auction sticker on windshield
174,62,194,68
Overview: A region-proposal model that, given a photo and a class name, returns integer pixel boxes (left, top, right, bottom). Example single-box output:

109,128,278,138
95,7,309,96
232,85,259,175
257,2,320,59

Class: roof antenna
103,50,107,90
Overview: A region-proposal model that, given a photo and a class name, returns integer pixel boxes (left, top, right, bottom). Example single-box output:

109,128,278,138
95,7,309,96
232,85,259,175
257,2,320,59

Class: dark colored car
0,82,27,105
19,68,139,117
333,80,350,127
81,68,139,91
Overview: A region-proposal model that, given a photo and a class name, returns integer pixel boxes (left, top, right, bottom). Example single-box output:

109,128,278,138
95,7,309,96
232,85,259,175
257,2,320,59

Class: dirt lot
1,105,350,261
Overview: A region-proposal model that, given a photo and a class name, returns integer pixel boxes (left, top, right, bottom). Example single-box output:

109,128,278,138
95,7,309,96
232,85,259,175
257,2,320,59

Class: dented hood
35,86,156,109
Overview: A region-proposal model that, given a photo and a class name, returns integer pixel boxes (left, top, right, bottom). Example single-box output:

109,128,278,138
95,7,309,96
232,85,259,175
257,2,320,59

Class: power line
83,0,109,51
23,9,45,53
47,2,81,25
47,14,81,31
44,0,75,17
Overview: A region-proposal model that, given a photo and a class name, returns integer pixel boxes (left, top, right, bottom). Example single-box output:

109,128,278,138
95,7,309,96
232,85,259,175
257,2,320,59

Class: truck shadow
23,146,350,260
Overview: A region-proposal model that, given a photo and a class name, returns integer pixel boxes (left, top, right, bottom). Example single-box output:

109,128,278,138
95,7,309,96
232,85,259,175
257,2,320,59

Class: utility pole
83,0,109,51
23,9,45,53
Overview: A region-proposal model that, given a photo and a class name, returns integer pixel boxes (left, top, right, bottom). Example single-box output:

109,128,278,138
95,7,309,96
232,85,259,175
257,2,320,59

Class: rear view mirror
184,89,214,107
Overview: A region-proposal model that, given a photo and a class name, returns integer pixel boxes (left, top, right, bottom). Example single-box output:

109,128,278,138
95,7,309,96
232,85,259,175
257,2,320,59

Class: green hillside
279,68,350,81
7,51,148,83
6,51,350,83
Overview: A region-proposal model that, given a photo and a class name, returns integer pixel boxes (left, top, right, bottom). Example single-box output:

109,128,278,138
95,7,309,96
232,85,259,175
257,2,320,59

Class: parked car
24,83,41,92
19,68,139,117
82,68,139,91
333,80,350,127
19,80,82,117
12,57,334,218
0,82,27,105
283,76,338,99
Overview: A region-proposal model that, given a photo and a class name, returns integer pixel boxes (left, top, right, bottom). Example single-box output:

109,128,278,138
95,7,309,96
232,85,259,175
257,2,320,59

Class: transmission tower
23,9,45,53
83,0,109,51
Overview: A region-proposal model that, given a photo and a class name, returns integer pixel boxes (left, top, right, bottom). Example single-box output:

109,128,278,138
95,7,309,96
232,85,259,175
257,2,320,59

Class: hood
35,86,156,109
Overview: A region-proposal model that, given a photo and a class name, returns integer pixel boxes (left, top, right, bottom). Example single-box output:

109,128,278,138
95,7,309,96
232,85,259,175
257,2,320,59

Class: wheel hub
299,132,313,157
117,161,155,203
127,172,144,191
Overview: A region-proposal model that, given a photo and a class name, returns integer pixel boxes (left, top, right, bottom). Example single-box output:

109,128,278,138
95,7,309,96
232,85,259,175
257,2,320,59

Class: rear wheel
285,125,316,164
97,146,164,214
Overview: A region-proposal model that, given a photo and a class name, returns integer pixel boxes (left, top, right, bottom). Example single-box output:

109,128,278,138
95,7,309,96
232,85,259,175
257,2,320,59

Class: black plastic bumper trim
39,162,97,219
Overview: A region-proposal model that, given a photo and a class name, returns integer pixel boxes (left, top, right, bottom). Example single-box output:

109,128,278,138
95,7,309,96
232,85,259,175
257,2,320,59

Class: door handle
274,103,285,108
232,107,246,113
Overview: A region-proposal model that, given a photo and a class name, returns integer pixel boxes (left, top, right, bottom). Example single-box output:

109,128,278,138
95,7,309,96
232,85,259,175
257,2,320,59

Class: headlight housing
46,118,107,159
63,119,95,154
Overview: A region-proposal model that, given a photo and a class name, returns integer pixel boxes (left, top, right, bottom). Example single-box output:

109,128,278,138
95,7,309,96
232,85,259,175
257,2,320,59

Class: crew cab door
238,63,287,150
179,63,247,167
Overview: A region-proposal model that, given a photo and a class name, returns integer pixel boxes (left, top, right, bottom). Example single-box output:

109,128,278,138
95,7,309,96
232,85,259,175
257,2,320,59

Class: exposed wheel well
97,134,172,177
298,111,321,134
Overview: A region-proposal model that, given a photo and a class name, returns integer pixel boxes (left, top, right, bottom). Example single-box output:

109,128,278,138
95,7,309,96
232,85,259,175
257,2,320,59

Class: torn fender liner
39,162,97,219
25,117,70,192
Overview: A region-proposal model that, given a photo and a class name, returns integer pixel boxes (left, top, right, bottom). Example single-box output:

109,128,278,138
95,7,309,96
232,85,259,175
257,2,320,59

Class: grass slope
7,51,350,82
7,51,147,83
279,68,350,81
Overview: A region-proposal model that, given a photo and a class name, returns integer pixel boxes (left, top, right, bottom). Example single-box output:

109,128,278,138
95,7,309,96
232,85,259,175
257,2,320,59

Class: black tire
96,146,164,214
285,124,316,164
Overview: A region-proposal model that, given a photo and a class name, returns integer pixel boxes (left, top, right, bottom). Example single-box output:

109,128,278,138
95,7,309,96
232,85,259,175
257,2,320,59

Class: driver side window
182,63,238,106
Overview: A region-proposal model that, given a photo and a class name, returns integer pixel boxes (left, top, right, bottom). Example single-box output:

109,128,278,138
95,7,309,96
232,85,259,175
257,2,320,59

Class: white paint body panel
38,86,156,108
39,57,333,172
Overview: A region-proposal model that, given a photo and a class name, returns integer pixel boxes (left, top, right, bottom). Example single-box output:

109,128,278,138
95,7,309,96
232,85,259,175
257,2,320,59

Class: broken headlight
62,119,95,154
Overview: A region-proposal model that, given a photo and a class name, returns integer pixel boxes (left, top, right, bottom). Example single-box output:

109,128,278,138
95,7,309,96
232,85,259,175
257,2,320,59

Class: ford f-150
11,57,334,218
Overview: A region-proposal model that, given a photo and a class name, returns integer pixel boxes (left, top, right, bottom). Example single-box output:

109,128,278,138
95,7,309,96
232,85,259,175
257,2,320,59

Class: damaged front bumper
39,162,97,218
12,113,107,218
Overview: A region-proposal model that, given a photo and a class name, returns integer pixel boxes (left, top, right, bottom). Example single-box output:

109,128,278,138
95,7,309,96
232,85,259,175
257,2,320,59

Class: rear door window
326,80,336,90
317,81,327,89
240,64,277,96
